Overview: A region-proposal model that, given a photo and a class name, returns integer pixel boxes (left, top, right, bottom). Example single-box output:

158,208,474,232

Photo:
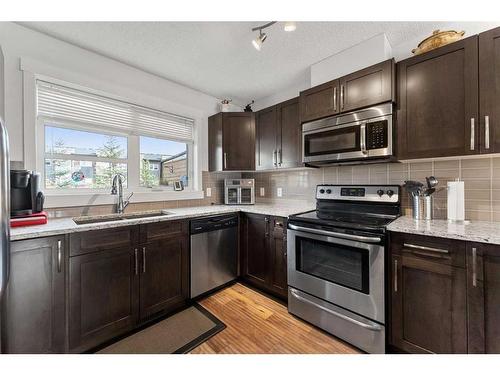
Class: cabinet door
277,97,301,169
69,246,139,352
208,113,223,171
256,106,278,170
269,217,288,299
139,235,189,321
222,112,255,171
339,59,394,112
3,237,66,353
479,27,500,153
390,254,467,353
467,243,500,353
300,79,340,123
241,213,270,289
397,36,479,159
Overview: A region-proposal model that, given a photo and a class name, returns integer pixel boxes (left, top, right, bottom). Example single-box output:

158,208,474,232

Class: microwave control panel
366,120,388,149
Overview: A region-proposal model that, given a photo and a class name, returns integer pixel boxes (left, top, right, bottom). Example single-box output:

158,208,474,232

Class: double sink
72,210,175,225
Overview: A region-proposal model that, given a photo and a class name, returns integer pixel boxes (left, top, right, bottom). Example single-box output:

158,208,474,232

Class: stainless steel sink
73,210,174,225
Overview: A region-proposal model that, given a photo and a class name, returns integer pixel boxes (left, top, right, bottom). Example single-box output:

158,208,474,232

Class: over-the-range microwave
302,102,394,165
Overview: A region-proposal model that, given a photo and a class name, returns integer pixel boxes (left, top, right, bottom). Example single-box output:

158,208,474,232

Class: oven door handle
288,224,381,243
290,288,383,332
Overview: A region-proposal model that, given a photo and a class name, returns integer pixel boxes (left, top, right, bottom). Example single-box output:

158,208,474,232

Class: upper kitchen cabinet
256,97,301,170
208,112,255,171
396,36,479,159
479,26,500,154
339,59,395,113
300,79,340,123
299,59,395,123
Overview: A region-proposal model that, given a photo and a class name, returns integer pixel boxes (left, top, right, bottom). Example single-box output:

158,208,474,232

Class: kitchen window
36,80,195,193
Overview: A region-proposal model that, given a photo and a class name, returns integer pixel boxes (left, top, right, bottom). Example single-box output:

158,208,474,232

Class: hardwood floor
190,283,360,354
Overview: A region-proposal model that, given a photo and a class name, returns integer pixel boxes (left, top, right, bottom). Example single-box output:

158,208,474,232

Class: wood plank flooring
190,283,360,354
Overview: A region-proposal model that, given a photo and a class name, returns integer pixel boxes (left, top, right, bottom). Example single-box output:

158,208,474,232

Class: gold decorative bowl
412,29,465,55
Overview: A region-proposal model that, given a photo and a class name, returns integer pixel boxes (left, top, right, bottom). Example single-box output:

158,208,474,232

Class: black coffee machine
11,170,45,217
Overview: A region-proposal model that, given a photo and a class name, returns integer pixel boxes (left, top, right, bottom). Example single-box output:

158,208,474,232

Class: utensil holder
412,195,433,220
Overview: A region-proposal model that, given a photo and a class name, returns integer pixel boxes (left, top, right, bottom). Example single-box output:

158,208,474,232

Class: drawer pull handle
403,243,449,254
472,247,477,287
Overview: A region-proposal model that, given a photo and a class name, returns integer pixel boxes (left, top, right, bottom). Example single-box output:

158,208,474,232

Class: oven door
287,223,385,323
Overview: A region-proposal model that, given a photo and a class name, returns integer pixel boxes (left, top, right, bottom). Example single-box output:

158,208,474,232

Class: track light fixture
251,21,296,51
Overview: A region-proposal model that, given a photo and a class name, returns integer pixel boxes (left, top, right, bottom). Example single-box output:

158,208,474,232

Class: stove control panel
316,185,400,203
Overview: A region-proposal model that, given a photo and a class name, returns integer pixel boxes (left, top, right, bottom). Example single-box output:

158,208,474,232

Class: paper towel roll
447,180,465,221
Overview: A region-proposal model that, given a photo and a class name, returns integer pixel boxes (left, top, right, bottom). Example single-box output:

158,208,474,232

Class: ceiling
18,21,499,105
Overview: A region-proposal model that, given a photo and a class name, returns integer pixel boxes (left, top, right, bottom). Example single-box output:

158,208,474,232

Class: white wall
0,22,225,171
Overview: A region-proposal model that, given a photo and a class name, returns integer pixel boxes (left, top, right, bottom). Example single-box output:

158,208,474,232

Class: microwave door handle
360,123,367,155
288,224,381,243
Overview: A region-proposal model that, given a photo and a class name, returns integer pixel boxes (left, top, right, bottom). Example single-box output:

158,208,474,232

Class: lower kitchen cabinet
69,245,140,352
466,242,500,353
3,236,66,353
241,213,287,300
139,236,189,321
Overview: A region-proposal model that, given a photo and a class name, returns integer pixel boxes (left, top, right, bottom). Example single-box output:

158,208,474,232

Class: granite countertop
388,216,500,246
10,203,315,241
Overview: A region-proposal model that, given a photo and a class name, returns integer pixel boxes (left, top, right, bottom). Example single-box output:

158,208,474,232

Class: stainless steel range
287,184,401,353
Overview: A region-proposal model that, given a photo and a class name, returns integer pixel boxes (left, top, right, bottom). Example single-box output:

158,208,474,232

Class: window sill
43,190,204,208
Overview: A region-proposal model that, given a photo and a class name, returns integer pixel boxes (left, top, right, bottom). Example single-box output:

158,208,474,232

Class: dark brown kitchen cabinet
139,235,189,321
300,79,340,123
3,236,66,353
396,36,479,159
208,112,255,171
466,242,500,353
256,97,301,170
479,27,500,154
339,59,395,113
389,233,467,354
241,213,287,300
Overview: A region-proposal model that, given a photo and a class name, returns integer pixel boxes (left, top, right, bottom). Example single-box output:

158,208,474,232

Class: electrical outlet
206,188,212,197
277,187,283,197
260,187,265,197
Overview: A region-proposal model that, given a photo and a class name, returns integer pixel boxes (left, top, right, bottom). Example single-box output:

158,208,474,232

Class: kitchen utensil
412,195,433,220
426,176,438,189
404,180,424,197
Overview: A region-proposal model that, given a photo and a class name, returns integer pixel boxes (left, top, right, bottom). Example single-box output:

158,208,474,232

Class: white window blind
36,80,194,142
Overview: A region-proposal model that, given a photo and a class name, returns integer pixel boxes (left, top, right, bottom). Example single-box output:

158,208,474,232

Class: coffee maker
10,170,45,217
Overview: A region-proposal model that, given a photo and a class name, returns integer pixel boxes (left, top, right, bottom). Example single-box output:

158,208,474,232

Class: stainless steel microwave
302,102,393,165
224,179,255,205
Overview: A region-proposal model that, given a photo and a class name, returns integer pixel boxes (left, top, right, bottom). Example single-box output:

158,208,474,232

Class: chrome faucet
111,174,133,214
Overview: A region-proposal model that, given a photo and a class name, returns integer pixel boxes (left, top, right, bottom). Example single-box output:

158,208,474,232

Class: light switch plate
206,188,212,197
260,187,265,197
277,187,283,197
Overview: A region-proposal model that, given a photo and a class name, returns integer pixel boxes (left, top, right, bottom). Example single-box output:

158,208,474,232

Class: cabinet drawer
139,220,188,243
70,226,138,257
390,232,466,268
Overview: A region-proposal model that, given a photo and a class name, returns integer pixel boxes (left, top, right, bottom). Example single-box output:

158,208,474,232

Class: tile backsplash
243,155,500,222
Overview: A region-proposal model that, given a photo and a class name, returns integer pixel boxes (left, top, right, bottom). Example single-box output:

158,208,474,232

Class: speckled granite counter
388,216,500,245
10,203,315,241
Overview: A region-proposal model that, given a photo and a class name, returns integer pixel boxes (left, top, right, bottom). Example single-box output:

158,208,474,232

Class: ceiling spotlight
252,30,267,51
251,21,276,51
284,22,296,32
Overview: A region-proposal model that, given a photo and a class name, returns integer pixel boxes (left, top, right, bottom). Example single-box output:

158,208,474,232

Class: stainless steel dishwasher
190,214,238,298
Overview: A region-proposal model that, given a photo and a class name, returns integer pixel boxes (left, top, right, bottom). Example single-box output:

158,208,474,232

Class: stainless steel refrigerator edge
0,44,11,355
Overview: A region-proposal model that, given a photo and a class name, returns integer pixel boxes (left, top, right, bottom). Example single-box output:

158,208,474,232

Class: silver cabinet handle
340,84,345,110
57,240,62,273
290,288,383,331
223,152,227,169
142,247,146,273
273,149,277,166
288,224,381,243
134,248,139,275
472,247,477,287
485,115,490,150
333,86,337,111
394,259,398,293
403,243,449,254
470,118,475,151
278,148,282,166
360,123,367,155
